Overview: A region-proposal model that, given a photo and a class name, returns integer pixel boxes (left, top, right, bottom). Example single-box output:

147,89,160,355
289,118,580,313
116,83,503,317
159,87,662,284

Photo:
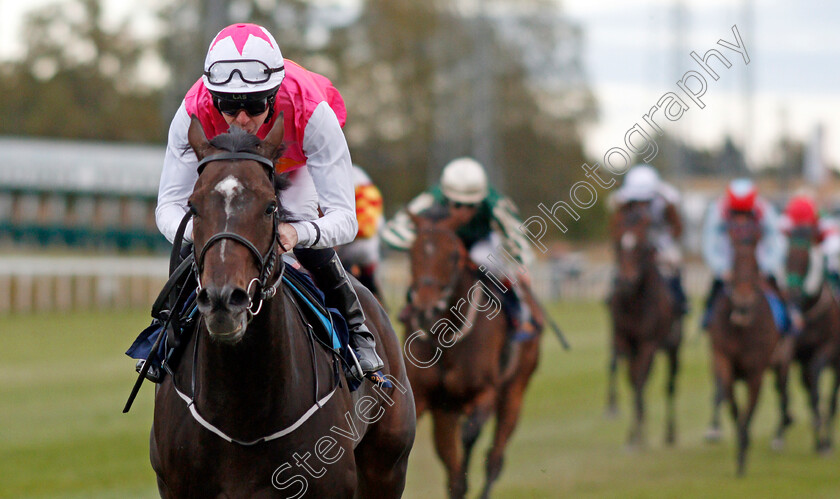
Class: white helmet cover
620,163,660,201
441,157,489,204
203,23,285,93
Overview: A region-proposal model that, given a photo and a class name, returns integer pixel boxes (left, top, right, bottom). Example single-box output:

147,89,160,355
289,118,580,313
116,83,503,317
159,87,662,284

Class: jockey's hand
277,223,299,253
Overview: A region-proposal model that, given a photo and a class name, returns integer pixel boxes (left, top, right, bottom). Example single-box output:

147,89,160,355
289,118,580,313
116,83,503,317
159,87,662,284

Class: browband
196,152,276,175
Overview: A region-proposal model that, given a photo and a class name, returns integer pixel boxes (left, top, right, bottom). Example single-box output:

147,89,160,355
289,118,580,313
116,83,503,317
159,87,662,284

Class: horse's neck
732,246,760,287
194,295,315,430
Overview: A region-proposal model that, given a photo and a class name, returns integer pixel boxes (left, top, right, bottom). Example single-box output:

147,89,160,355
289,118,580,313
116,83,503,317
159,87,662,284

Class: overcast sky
1,0,837,169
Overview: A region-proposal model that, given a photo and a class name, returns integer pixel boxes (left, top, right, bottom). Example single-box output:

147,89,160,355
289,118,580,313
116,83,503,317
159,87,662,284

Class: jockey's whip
123,317,167,413
544,312,571,351
522,285,570,350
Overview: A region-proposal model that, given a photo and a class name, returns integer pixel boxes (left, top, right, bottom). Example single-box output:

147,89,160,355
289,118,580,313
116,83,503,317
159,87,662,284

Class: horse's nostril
228,287,251,309
196,288,212,311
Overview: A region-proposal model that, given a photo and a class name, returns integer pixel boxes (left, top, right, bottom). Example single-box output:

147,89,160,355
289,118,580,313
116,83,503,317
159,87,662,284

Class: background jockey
780,194,840,295
381,157,536,331
609,164,687,315
155,23,382,377
336,165,385,299
700,178,799,343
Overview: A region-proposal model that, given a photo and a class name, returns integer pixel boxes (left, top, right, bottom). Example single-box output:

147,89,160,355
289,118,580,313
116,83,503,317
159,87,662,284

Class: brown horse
780,225,840,453
150,118,415,498
606,203,682,448
402,214,541,499
706,212,779,475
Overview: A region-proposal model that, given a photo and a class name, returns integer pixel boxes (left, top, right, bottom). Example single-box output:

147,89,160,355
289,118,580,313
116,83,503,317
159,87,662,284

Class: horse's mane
208,126,291,192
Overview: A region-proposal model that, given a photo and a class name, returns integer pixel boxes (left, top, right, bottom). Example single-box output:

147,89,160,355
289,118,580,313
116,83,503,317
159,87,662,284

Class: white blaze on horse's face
214,175,244,262
621,232,637,251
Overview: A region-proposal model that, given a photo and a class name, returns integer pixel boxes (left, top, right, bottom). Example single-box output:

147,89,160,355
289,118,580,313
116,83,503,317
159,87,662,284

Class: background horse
781,225,840,453
150,118,415,498
403,213,541,499
706,212,779,475
606,203,682,448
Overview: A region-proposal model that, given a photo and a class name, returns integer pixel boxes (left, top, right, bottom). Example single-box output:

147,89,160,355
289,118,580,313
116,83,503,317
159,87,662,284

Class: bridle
192,151,287,318
408,227,466,326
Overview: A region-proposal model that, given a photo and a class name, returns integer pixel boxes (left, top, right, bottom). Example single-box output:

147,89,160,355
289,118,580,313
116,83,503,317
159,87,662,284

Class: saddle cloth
126,260,389,390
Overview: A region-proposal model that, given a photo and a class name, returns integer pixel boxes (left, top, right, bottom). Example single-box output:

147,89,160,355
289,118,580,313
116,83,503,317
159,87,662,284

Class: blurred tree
322,0,597,235
0,0,163,141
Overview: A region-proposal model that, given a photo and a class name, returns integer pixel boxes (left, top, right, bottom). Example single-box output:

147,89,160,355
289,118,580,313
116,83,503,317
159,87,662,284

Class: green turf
2,302,840,498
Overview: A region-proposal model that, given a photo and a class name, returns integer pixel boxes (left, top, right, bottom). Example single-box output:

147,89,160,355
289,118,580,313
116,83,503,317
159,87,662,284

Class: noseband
192,152,287,316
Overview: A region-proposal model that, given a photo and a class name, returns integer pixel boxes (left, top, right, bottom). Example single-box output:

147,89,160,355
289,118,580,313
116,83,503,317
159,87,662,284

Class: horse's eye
188,203,198,217
265,202,277,216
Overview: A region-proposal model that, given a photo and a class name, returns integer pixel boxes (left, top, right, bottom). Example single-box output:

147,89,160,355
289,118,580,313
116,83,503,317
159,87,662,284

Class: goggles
214,95,271,117
204,59,284,85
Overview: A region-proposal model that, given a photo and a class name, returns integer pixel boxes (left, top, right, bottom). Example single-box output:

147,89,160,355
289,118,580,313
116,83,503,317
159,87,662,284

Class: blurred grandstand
0,136,167,251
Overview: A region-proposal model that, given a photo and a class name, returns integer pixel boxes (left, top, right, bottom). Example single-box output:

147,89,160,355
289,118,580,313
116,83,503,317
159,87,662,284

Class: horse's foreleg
824,363,840,452
414,389,429,421
664,344,681,445
737,375,763,476
627,343,657,449
479,343,538,499
606,341,620,418
431,409,467,499
460,388,495,492
771,361,793,450
707,352,733,443
801,356,825,452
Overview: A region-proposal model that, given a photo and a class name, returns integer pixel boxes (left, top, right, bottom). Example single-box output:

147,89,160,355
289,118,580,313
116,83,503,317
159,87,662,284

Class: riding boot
299,249,385,377
667,274,688,316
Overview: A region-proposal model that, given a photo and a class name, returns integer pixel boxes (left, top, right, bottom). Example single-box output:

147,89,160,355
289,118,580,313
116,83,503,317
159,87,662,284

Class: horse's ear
188,115,213,160
260,112,285,160
408,211,427,230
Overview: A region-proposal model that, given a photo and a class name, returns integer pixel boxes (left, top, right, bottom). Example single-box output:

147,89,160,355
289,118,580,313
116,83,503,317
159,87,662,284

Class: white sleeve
293,102,358,248
155,104,198,244
380,192,436,250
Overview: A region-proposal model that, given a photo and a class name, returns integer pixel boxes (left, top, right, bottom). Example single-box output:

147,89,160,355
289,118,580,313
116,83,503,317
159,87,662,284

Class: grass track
2,301,839,498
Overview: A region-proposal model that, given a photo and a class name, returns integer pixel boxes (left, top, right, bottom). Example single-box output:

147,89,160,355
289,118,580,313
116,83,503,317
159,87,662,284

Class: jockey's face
448,200,479,226
220,108,270,135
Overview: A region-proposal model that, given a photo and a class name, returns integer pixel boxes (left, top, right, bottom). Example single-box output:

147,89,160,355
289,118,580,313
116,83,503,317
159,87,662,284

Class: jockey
155,23,382,377
700,178,798,339
336,165,385,298
381,157,536,331
780,194,840,295
608,163,687,315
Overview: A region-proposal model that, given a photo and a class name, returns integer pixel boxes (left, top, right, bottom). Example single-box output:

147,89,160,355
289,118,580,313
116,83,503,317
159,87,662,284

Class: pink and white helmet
202,23,285,94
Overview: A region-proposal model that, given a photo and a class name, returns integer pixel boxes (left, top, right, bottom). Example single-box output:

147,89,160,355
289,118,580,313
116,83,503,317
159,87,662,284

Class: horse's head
612,203,653,294
407,213,468,331
187,115,287,343
785,225,819,307
727,212,761,326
